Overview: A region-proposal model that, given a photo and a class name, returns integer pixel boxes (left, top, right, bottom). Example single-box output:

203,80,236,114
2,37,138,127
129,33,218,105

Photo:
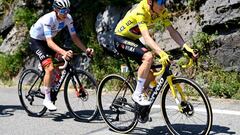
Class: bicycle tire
161,77,213,135
64,69,98,122
18,69,47,117
97,74,138,133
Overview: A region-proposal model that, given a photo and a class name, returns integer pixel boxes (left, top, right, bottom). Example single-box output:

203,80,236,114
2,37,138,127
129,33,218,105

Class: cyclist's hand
63,50,73,60
86,48,94,58
182,43,199,60
159,50,170,65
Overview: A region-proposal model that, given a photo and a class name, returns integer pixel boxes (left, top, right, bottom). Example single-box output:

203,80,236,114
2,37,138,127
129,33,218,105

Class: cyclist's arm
141,29,164,55
71,33,87,52
166,25,185,47
66,15,87,52
46,38,66,55
167,25,198,58
135,10,164,55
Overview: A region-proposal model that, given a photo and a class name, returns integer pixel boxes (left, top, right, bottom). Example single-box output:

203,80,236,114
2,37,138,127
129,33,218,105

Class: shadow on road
210,125,236,135
41,112,73,122
0,105,23,117
131,124,235,135
42,111,103,123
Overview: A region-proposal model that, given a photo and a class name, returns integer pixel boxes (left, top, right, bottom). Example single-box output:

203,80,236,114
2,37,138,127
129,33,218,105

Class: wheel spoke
18,69,46,117
64,70,97,121
97,74,138,133
162,77,212,135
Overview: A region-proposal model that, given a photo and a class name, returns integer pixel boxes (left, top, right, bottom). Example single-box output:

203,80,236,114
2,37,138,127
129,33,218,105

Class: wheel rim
18,70,46,116
98,75,138,133
162,78,212,135
65,70,97,121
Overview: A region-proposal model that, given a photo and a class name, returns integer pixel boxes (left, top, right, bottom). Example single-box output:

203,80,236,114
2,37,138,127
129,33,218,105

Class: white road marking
151,105,240,116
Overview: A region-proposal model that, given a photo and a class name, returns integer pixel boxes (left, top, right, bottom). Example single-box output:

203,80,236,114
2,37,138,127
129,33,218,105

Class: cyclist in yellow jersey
114,0,198,106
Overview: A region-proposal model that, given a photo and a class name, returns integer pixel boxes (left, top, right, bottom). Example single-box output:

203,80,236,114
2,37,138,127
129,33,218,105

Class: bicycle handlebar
58,53,91,70
59,56,68,70
153,55,194,76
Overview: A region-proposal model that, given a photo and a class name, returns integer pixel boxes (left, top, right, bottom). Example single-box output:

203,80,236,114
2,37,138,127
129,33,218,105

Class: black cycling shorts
114,35,149,64
29,37,55,63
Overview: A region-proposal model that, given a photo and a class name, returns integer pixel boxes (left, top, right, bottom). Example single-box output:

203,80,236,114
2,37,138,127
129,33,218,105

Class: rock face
95,6,131,56
155,11,201,51
0,1,15,36
200,0,240,71
210,31,240,72
200,0,240,34
0,25,28,54
0,0,33,54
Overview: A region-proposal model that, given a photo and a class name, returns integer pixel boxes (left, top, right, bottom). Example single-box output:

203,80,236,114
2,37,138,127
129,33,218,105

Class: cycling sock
42,86,51,101
134,78,146,96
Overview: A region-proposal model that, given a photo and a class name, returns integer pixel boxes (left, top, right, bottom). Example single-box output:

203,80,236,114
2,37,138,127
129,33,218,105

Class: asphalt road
0,87,240,135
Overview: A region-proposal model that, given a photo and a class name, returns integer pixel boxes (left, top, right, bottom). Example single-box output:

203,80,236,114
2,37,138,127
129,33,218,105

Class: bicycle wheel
97,74,138,133
64,69,98,122
18,69,47,117
161,77,212,135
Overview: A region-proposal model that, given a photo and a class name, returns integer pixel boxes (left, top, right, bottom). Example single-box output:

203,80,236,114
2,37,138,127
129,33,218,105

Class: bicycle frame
147,65,188,113
110,55,190,114
30,62,81,100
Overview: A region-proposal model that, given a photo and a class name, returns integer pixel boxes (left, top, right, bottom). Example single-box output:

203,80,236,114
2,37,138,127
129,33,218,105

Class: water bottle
121,64,129,73
147,80,157,97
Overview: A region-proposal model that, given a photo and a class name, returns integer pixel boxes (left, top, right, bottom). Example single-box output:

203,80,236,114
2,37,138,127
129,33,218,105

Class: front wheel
64,69,98,122
18,69,47,117
97,74,138,133
161,77,212,135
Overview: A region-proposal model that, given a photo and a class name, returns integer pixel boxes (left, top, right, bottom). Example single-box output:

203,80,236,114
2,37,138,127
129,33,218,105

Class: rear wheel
18,69,47,117
64,70,98,122
97,74,138,133
161,77,212,135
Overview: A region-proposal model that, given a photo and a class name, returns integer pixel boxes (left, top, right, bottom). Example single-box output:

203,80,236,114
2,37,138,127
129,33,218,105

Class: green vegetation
0,51,24,81
191,32,216,55
0,39,29,82
196,64,240,99
0,6,38,82
13,7,38,28
0,0,14,3
0,36,3,45
184,32,240,100
0,6,37,83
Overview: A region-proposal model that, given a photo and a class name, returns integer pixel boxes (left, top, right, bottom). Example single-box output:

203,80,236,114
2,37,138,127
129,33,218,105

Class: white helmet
53,0,71,9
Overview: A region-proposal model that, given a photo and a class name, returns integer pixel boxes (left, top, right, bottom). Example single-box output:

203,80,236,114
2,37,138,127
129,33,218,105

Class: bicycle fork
167,75,188,113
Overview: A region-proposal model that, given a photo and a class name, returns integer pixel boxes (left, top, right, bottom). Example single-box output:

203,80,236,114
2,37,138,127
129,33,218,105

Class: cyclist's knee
42,58,54,73
142,52,153,64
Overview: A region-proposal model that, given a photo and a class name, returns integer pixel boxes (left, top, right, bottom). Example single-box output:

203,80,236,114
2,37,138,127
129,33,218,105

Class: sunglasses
58,8,70,15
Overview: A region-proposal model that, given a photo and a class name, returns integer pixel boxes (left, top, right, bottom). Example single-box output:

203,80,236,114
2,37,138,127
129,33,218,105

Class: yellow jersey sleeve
135,8,148,32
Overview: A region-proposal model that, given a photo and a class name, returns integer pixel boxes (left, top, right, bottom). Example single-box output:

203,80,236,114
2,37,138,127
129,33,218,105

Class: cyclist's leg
114,35,153,106
29,38,56,111
144,70,156,90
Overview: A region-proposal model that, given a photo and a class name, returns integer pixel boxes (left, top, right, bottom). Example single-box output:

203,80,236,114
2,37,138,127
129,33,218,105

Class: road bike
18,54,98,122
97,53,213,134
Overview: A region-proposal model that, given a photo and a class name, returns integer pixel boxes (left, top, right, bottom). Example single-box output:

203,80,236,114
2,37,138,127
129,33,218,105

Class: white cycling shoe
43,99,57,111
132,93,151,106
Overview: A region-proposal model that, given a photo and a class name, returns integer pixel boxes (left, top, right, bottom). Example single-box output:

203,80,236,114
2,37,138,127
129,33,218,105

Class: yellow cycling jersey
114,0,172,40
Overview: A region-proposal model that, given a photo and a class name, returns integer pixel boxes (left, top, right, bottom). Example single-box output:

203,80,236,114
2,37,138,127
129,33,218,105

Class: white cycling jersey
30,11,76,40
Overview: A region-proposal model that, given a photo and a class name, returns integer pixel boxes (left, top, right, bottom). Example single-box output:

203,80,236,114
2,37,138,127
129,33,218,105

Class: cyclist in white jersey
29,0,94,111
